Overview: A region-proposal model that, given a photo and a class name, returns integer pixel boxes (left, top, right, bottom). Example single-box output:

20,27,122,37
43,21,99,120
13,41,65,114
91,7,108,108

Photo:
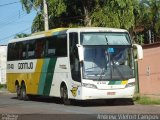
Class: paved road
0,91,160,120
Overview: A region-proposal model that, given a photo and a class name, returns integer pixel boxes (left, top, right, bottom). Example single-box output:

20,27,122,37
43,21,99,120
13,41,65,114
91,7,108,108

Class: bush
134,94,160,105
0,84,7,89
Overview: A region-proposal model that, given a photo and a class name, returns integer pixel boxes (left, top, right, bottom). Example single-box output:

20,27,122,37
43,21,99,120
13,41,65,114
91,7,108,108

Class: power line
0,13,27,30
0,27,31,45
0,1,19,7
0,10,26,23
0,1,33,45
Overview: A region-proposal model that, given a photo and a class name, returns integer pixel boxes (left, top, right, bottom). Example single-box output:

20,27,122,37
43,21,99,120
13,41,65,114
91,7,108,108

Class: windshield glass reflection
83,46,134,80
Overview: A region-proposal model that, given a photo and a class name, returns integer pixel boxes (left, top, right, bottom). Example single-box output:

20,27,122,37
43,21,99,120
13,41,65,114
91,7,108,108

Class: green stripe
108,80,116,85
43,57,57,96
38,59,50,95
108,80,122,85
115,81,121,85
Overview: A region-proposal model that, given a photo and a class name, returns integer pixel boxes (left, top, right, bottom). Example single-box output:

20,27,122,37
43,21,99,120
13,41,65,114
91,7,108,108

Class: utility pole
43,0,49,31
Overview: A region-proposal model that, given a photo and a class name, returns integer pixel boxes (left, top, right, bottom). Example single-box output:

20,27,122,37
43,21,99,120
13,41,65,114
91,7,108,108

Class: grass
134,94,160,105
0,84,6,89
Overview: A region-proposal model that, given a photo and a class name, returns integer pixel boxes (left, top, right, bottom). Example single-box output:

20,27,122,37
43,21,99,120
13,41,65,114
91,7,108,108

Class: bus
7,27,143,105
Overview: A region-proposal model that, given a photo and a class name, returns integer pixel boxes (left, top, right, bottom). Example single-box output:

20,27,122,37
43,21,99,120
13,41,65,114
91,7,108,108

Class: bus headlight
82,83,97,89
125,82,135,88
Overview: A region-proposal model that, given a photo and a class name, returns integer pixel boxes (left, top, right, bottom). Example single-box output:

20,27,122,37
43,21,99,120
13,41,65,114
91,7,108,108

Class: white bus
7,27,143,105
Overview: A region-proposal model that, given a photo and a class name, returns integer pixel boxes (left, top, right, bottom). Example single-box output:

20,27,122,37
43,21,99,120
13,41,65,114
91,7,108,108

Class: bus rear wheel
20,84,28,100
60,85,71,105
15,84,20,99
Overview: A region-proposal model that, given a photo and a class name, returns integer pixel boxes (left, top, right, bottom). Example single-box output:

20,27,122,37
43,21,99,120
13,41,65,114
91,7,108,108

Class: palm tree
14,33,30,38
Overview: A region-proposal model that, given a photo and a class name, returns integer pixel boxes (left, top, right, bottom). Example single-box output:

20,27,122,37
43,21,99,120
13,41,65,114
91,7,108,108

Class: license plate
107,92,116,95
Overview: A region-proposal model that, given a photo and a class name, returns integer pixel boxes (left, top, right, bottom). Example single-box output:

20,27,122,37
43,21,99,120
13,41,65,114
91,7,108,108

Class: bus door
69,32,81,98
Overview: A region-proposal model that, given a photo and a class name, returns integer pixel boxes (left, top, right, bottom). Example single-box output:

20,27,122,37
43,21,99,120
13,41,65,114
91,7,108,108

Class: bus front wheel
60,85,71,105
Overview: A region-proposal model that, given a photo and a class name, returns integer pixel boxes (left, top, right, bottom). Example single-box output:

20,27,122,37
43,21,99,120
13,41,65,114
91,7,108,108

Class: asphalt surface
0,89,160,120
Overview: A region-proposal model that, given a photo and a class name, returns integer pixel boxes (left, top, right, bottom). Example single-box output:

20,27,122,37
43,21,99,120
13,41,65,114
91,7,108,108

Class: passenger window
35,39,45,58
27,40,35,59
46,37,56,57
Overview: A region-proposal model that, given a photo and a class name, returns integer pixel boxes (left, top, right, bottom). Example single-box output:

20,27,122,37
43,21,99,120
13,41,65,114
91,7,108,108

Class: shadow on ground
11,95,134,107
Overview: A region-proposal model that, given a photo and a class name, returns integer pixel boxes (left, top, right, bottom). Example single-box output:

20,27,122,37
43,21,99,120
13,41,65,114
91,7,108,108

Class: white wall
0,46,7,84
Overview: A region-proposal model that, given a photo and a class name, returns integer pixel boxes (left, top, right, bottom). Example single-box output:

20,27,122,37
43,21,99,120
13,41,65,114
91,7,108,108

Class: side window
45,35,67,58
35,39,45,58
8,42,19,60
69,32,81,82
55,34,67,57
14,43,19,60
27,40,35,59
7,43,14,61
8,42,27,61
18,42,26,60
46,37,56,57
22,42,27,59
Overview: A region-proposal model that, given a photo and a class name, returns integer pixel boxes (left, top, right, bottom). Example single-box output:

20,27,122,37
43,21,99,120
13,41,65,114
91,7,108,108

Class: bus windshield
80,32,131,45
83,46,134,80
81,32,134,80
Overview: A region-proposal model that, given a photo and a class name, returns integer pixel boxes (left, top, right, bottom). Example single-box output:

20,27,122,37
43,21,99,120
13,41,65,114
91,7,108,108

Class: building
138,43,160,95
0,45,7,84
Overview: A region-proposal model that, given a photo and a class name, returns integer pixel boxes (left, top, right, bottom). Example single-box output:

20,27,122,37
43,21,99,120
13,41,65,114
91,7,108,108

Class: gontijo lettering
18,62,33,69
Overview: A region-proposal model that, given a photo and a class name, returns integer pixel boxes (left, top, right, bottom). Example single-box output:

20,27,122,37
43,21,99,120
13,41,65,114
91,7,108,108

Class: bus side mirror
76,44,84,62
133,44,143,60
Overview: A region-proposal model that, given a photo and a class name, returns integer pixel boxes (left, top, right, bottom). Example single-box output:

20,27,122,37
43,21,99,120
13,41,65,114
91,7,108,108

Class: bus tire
20,84,28,101
60,85,71,105
15,84,20,99
105,99,116,105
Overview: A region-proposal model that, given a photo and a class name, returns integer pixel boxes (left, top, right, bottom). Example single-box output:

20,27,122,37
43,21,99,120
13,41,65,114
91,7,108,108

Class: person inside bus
112,48,127,65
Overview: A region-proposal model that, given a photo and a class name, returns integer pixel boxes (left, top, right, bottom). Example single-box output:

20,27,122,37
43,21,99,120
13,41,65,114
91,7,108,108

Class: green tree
14,33,30,38
20,0,43,13
31,13,44,32
20,0,98,32
134,0,160,43
149,0,160,42
20,0,137,34
92,0,137,30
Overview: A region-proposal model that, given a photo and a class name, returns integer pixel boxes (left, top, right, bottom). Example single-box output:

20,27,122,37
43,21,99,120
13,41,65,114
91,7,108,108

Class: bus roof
8,27,128,44
8,28,67,44
66,27,128,33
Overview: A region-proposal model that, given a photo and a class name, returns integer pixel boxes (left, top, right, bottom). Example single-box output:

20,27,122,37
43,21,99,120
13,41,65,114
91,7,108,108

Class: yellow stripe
121,80,128,85
32,28,68,36
30,59,44,94
7,59,44,94
7,73,16,93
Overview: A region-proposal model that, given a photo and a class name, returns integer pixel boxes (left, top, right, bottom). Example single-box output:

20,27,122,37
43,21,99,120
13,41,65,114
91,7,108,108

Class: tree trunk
82,1,91,27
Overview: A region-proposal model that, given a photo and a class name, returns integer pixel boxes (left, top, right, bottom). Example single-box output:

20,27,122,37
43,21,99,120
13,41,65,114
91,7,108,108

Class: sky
0,0,36,45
